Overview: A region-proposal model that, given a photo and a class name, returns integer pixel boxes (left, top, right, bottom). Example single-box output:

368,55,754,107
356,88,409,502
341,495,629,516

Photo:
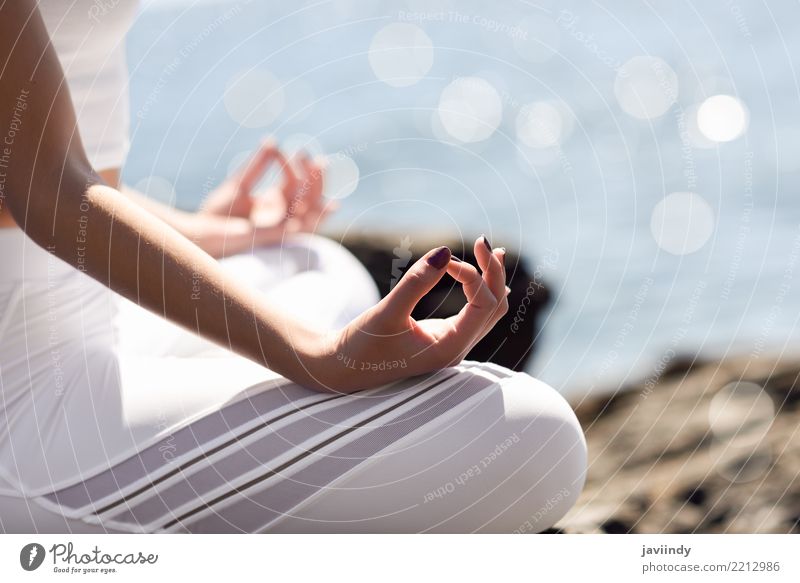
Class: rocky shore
556,352,800,533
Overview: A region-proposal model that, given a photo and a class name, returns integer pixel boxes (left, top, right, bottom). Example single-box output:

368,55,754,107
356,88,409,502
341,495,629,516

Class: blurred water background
122,0,800,395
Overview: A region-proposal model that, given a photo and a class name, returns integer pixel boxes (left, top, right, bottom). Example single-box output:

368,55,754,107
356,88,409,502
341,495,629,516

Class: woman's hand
119,140,335,258
306,237,510,393
199,140,335,247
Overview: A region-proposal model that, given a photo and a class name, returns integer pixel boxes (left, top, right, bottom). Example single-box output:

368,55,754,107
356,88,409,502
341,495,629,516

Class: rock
557,353,800,533
600,519,633,534
677,484,708,507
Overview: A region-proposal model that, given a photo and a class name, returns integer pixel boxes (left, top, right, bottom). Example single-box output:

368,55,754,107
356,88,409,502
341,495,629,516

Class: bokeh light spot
615,56,678,120
650,191,715,255
517,101,568,148
324,154,360,199
709,381,774,444
697,94,749,142
369,23,434,88
437,76,503,143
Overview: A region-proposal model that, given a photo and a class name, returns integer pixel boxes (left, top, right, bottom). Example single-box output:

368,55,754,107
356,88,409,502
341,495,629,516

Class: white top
38,0,139,170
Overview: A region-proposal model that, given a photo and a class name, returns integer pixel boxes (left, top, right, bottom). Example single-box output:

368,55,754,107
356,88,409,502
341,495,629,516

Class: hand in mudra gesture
201,140,335,245
308,237,510,393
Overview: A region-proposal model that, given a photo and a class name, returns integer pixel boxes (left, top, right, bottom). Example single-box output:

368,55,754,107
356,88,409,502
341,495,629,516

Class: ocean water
123,0,800,395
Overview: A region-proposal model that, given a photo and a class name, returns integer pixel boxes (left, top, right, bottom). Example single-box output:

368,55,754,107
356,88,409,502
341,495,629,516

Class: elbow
4,155,98,242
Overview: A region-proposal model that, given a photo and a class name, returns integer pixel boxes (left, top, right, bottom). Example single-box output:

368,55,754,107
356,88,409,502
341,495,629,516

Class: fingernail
505,286,511,296
482,234,492,252
427,246,451,269
497,247,506,259
450,255,463,263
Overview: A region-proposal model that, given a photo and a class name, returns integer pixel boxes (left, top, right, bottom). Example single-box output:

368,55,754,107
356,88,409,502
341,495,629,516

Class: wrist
294,327,344,393
269,319,353,394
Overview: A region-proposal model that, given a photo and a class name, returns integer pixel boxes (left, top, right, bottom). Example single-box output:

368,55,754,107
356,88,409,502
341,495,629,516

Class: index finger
435,257,500,351
237,139,278,192
274,149,300,206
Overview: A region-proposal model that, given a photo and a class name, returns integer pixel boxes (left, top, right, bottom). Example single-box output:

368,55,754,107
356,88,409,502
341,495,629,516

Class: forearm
11,167,327,388
118,184,192,231
120,185,257,259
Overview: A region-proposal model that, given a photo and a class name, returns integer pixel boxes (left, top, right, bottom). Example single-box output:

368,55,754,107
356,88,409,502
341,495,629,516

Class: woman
0,0,586,533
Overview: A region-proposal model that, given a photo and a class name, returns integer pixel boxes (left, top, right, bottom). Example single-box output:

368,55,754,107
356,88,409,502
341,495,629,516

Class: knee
233,234,380,329
279,234,379,300
284,234,381,317
471,369,587,532
515,373,586,531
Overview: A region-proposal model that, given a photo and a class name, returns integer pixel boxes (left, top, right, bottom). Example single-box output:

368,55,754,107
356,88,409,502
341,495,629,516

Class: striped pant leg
268,363,587,533
30,362,586,533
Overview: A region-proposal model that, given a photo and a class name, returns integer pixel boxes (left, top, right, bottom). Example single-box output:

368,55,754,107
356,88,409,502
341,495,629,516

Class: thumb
381,246,451,318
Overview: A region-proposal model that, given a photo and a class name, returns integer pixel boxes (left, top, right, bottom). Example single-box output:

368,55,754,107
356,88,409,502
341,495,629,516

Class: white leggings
0,229,586,533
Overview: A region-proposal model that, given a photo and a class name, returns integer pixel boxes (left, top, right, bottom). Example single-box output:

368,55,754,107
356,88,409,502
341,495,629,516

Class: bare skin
0,0,509,393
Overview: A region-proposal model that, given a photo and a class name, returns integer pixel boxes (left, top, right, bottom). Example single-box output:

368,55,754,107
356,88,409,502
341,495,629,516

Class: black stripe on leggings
92,391,348,516
161,371,459,530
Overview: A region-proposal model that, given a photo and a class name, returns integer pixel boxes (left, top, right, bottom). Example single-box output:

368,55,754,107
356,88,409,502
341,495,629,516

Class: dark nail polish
482,235,492,252
450,255,463,262
427,246,451,269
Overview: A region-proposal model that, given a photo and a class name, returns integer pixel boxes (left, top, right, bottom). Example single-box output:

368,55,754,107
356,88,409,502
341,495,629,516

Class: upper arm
0,0,93,225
